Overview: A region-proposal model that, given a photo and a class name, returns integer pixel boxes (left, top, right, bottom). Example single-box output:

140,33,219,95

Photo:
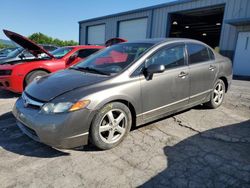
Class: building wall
220,0,250,58
79,0,250,59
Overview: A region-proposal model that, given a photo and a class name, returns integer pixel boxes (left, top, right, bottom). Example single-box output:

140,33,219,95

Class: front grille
0,70,12,76
22,92,44,109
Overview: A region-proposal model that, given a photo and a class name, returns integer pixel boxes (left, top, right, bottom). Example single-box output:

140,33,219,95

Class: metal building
78,0,250,77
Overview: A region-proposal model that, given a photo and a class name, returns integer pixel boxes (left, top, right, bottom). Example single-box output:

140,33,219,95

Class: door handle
209,65,216,71
178,71,188,78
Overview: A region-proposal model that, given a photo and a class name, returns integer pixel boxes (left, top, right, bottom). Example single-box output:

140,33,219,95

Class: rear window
187,44,210,64
208,48,215,60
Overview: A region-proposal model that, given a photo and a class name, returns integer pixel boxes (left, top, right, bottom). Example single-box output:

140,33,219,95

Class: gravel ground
0,80,249,188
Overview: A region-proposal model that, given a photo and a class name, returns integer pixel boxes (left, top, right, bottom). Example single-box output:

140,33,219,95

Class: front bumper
12,97,95,149
0,75,23,93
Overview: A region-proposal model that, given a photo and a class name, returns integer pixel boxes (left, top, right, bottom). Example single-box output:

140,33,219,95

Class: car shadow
0,112,69,158
140,120,250,187
0,89,20,99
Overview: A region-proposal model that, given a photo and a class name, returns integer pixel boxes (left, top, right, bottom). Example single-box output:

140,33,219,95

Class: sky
0,0,175,42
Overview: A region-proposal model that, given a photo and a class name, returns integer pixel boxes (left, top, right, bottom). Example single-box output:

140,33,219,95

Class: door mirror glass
144,64,165,80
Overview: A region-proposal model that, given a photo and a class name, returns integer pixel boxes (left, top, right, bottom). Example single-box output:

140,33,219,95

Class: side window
207,48,215,60
187,44,210,64
77,49,100,58
146,45,185,69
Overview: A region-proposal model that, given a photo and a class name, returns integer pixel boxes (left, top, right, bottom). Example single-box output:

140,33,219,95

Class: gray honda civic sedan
12,38,232,150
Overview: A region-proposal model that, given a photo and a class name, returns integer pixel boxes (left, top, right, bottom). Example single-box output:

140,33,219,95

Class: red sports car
0,30,104,93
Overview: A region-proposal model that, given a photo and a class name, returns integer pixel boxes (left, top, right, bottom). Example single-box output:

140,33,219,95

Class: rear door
187,43,218,104
140,43,190,121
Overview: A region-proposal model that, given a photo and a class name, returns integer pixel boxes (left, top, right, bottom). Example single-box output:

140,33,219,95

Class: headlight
40,100,90,114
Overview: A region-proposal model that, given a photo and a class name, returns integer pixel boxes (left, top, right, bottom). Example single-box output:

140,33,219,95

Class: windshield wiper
70,66,110,76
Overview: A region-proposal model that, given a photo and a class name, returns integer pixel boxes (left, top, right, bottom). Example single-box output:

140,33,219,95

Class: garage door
233,32,250,76
87,24,105,45
118,18,148,41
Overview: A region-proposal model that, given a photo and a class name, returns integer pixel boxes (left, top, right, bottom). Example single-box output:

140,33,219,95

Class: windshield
6,47,23,58
74,43,153,75
51,47,73,58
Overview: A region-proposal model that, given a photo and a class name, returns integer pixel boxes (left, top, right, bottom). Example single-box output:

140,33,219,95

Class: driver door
140,43,190,121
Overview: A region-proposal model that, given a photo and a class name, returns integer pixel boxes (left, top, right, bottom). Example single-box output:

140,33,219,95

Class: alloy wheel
213,81,224,105
99,109,127,144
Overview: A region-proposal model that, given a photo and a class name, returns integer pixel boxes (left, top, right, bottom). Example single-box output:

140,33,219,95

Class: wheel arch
218,76,228,93
93,97,137,130
23,68,51,88
109,99,137,129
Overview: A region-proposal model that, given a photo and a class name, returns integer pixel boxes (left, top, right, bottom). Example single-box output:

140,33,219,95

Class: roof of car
64,45,104,49
126,38,203,45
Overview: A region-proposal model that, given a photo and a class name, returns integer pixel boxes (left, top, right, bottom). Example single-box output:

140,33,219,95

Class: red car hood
3,29,55,58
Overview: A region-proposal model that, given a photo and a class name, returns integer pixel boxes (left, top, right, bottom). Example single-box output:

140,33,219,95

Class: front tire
25,70,48,87
205,79,225,109
90,102,132,150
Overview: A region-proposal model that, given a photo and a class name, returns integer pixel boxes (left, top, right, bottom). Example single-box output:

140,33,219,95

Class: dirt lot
0,80,249,188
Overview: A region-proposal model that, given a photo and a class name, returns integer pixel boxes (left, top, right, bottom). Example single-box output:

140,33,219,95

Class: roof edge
224,17,250,26
78,0,195,24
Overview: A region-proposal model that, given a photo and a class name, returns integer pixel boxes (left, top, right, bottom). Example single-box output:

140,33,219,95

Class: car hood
3,29,55,59
25,69,110,102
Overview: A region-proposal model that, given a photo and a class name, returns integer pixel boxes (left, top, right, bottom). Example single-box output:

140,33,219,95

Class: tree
28,33,78,47
0,42,14,49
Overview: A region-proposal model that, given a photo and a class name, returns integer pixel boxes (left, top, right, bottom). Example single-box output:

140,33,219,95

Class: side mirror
144,64,165,80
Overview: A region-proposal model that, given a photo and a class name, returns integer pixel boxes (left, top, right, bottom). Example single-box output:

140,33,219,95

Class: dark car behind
0,47,18,58
0,45,58,64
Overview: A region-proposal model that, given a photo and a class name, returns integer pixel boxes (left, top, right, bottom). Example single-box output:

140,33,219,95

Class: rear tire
205,79,225,109
25,70,48,87
90,102,132,150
